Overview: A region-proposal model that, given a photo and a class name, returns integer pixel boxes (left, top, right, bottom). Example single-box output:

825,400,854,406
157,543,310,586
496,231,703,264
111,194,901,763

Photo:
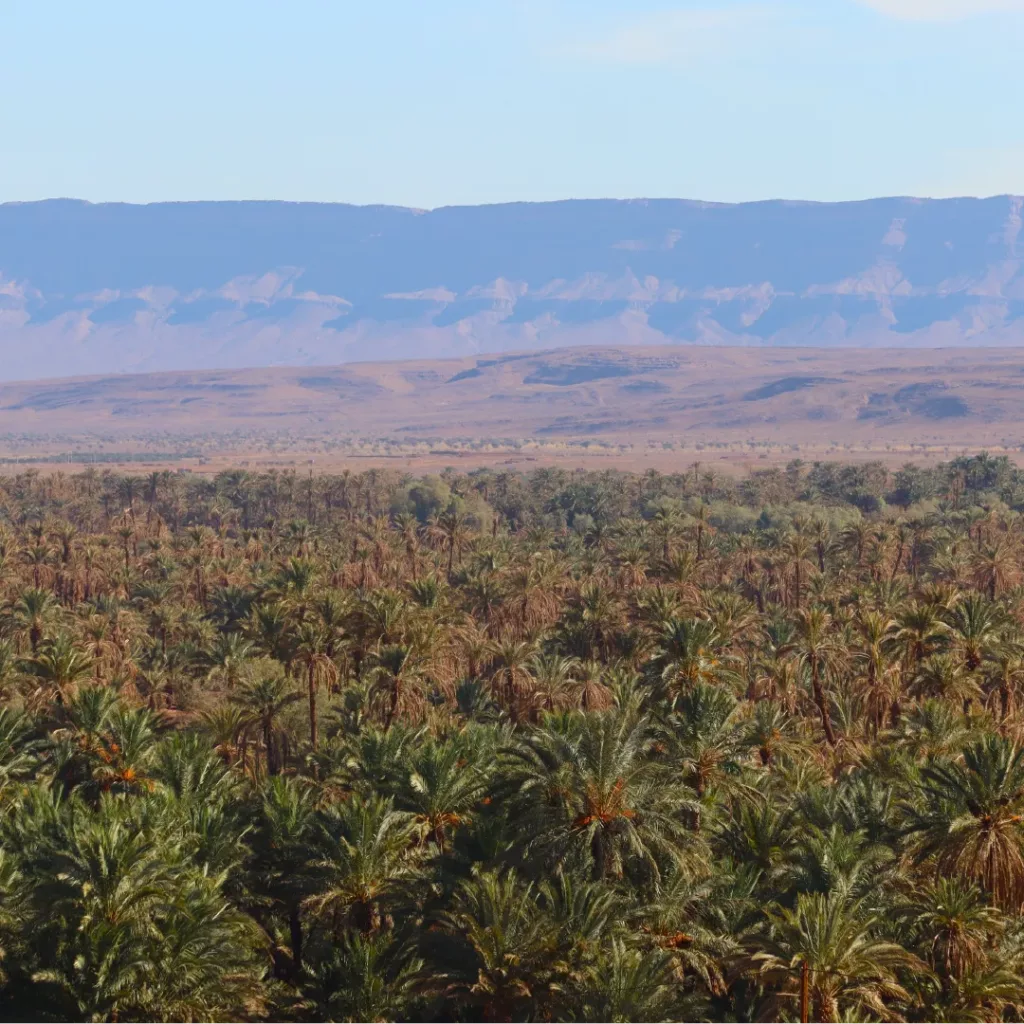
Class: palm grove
1,456,1024,1020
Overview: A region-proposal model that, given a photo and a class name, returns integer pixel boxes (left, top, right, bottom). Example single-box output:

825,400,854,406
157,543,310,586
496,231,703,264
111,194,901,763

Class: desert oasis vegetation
0,458,1024,1020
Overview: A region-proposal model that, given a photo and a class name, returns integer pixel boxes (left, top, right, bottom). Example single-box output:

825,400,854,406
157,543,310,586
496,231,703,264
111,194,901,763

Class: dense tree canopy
1,456,1024,1020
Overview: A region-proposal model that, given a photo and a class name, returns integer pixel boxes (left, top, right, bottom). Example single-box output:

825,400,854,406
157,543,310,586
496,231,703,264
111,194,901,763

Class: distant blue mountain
0,196,1021,380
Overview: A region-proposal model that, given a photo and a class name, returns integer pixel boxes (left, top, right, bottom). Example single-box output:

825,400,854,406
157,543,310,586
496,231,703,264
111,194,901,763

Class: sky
2,0,1023,207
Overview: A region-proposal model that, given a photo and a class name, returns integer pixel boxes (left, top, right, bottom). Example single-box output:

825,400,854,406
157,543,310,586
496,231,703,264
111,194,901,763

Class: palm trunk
264,718,275,775
308,663,318,749
811,656,837,746
868,663,880,737
384,678,400,731
289,906,304,976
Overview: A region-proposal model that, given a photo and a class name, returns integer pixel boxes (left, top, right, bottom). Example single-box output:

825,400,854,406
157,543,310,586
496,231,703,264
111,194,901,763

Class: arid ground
3,345,1024,473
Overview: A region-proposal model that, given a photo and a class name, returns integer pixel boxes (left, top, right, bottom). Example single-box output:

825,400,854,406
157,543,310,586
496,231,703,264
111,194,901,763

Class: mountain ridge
1,195,1023,381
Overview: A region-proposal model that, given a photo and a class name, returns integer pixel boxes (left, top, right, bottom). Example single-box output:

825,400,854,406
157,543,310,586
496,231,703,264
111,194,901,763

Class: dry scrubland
3,345,1024,475
1,456,1024,1019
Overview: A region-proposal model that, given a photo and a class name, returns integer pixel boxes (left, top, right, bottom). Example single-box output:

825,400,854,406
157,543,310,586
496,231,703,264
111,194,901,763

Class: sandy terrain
2,345,1024,472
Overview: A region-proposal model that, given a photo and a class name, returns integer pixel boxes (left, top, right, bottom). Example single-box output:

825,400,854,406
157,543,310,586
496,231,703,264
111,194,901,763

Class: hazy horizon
6,191,1024,210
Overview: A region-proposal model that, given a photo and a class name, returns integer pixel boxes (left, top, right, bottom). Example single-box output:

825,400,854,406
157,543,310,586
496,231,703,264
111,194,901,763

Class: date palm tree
246,775,318,974
855,609,897,736
507,709,699,881
793,606,841,747
972,538,1018,599
22,632,93,705
431,868,557,1022
26,798,266,1021
9,586,60,652
293,621,338,750
579,938,686,1023
947,593,1006,676
781,530,815,608
200,630,254,691
907,735,1024,908
304,793,422,935
652,617,727,697
302,930,423,1023
896,877,1003,977
662,684,748,815
394,734,492,852
369,643,425,732
428,508,474,580
234,662,301,776
892,600,949,674
487,637,538,718
751,891,922,1022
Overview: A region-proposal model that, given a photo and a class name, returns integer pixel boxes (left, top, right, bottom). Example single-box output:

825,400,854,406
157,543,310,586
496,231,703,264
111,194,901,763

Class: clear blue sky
3,0,1023,207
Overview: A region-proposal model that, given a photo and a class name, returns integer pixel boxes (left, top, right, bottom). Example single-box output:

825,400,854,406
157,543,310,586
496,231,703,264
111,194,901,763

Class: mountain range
1,195,1022,381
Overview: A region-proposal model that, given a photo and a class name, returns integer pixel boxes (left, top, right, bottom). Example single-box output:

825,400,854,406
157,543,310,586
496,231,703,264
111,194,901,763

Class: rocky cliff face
1,196,1022,381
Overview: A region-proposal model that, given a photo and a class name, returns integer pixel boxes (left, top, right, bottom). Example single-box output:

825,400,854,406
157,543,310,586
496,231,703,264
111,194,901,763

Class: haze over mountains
1,195,1023,382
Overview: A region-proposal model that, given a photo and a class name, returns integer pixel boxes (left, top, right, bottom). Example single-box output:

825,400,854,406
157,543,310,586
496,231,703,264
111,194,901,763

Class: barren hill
5,346,1024,449
1,197,1023,381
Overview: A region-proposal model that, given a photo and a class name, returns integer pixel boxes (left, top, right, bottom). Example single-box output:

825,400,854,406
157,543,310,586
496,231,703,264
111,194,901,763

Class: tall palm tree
0,707,38,802
907,735,1024,908
781,530,815,608
305,793,421,935
293,622,338,750
369,644,424,732
972,538,1017,600
9,587,60,652
234,662,301,776
892,601,949,675
743,700,803,767
431,868,557,1022
751,891,922,1022
896,877,1003,978
487,637,538,717
911,652,982,712
22,632,93,705
649,501,686,563
394,734,492,852
246,775,318,974
579,938,686,1023
947,593,1006,676
302,930,423,1023
428,508,474,580
986,645,1024,721
507,709,699,881
663,684,747,809
689,501,713,563
855,609,897,736
792,606,841,747
652,617,727,697
200,631,255,691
